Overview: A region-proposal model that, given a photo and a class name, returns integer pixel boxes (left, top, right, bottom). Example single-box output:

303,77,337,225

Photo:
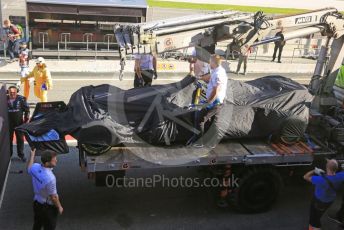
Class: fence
32,32,119,60
57,41,118,60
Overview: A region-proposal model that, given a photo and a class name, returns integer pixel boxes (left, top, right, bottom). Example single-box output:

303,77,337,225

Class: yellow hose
194,87,201,105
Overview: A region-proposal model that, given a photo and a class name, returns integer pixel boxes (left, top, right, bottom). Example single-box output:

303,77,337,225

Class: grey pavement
0,55,318,75
0,146,343,230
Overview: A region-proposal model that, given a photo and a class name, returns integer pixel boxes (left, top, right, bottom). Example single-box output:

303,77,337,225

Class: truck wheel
82,143,111,155
78,143,87,169
232,167,282,213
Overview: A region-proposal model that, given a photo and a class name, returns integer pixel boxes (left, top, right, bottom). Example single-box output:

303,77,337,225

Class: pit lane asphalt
1,145,343,230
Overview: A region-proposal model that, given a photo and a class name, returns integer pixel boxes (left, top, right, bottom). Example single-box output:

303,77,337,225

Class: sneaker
242,72,247,76
278,61,282,63
235,71,239,75
271,59,275,62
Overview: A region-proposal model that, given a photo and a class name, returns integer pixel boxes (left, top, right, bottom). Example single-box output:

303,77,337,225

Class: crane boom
114,8,344,112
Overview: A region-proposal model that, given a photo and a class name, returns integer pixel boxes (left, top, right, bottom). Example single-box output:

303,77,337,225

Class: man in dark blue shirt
304,159,344,230
7,85,30,161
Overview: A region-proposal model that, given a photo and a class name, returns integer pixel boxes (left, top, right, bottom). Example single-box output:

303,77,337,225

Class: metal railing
60,33,71,50
38,32,49,50
57,41,118,60
291,47,330,63
2,42,6,58
103,34,115,51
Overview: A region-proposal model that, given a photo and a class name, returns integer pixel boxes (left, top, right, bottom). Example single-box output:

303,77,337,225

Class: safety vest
335,65,344,88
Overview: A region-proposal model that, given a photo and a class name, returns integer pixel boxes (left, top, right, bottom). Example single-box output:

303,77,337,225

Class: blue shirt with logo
28,163,57,205
311,171,344,203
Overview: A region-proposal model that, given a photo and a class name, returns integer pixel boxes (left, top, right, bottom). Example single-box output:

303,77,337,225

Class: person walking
304,159,344,230
3,19,21,62
22,57,52,102
235,45,252,75
272,29,286,63
18,42,30,99
7,85,30,161
133,53,157,88
27,149,63,230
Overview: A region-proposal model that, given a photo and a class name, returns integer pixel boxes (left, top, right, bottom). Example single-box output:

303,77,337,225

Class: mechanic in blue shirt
27,149,63,230
328,170,344,226
304,159,344,230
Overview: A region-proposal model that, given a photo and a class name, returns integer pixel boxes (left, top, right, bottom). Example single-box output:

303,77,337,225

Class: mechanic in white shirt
189,54,228,147
27,149,63,230
134,53,158,87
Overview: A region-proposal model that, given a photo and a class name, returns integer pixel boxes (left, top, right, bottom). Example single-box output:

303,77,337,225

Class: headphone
7,85,19,94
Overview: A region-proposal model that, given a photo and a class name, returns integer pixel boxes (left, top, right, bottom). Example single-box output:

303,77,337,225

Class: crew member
304,159,344,230
18,42,30,99
235,45,252,75
27,149,63,230
189,54,228,147
188,47,210,78
22,57,52,102
7,85,29,161
134,53,157,88
3,19,21,62
272,28,286,63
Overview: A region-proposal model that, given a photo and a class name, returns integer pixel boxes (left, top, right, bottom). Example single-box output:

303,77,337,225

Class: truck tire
81,143,111,156
78,143,87,169
232,167,282,213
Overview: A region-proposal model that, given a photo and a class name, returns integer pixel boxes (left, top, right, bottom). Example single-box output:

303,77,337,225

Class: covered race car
17,75,313,155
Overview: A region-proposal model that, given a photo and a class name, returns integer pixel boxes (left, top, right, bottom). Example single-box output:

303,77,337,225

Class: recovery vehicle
1,7,344,213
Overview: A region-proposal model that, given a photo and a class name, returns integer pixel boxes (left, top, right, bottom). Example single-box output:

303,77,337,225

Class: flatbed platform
84,138,334,172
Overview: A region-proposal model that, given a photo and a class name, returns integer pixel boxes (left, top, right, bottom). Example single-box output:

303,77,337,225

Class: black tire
232,167,282,213
82,143,111,156
78,143,87,168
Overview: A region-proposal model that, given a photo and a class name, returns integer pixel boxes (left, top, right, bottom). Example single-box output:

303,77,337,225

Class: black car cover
17,75,312,153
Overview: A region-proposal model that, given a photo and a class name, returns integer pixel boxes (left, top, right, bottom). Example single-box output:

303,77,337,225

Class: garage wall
0,84,11,209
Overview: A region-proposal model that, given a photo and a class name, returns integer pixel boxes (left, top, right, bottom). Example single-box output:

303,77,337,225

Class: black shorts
134,69,154,88
309,197,333,228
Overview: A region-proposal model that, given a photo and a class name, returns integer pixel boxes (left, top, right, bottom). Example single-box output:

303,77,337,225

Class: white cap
36,57,45,64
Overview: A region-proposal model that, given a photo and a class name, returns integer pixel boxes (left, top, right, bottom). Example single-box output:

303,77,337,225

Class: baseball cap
36,57,45,64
